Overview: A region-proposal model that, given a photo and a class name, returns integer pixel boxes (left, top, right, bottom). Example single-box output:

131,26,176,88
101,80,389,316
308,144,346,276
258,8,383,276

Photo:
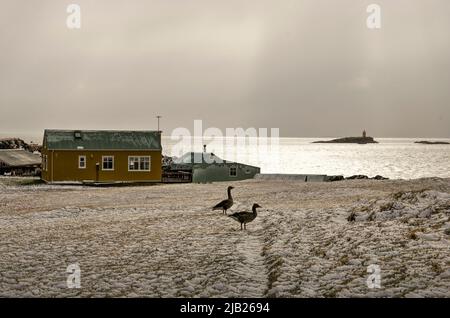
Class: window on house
102,156,114,170
140,156,150,171
129,156,151,171
78,156,86,169
245,168,251,174
129,157,139,171
230,166,237,177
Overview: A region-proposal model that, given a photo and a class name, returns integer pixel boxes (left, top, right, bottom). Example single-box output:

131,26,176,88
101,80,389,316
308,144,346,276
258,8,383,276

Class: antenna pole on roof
156,115,162,133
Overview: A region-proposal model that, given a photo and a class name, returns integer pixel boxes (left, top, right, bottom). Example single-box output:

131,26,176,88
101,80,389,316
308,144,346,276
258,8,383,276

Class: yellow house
41,130,162,183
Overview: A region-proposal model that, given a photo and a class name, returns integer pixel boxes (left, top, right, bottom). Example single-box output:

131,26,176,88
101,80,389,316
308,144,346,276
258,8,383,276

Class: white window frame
128,156,151,172
229,166,237,177
78,155,86,169
102,156,114,171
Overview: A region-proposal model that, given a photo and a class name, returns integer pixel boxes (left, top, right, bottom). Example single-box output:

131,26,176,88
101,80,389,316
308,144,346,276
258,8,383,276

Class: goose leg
240,223,243,230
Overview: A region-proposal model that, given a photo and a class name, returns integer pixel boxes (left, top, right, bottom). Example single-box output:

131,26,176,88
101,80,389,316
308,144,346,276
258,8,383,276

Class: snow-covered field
0,177,449,297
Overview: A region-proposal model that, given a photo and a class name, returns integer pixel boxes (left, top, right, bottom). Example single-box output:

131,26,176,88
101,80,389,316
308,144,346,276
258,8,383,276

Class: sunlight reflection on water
163,137,450,179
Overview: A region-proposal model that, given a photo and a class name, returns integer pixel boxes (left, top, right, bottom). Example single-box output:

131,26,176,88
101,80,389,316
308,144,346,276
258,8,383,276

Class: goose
212,186,234,214
229,203,261,230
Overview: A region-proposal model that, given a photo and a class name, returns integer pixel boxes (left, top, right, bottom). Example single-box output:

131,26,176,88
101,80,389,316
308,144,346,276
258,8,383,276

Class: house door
95,163,99,182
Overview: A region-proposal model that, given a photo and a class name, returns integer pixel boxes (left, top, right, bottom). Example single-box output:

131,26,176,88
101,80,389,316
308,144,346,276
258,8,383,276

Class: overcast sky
1,0,449,138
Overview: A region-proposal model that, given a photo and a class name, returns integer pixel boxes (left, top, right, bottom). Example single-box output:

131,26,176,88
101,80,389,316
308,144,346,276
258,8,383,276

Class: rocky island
313,130,378,144
313,136,378,144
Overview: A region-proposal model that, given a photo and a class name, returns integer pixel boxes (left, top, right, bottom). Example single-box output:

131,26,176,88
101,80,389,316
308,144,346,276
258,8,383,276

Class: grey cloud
0,0,449,138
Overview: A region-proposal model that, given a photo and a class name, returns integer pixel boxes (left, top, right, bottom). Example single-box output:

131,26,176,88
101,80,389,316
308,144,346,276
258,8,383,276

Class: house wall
1,160,40,176
41,149,162,183
0,166,39,176
192,163,260,183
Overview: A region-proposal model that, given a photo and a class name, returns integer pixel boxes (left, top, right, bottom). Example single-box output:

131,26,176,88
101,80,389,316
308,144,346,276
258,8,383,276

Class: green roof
173,152,260,168
176,152,224,164
43,130,162,150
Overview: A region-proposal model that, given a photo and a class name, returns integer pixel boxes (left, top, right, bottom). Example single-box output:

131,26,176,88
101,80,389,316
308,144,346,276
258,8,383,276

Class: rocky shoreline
414,141,450,145
0,138,41,152
327,174,389,182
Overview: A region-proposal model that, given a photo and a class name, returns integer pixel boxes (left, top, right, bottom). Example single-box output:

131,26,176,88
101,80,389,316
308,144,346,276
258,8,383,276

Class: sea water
163,137,450,179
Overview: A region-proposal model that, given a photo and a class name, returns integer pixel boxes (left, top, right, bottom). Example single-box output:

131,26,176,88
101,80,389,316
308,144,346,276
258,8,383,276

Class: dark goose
212,186,234,214
229,203,261,230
